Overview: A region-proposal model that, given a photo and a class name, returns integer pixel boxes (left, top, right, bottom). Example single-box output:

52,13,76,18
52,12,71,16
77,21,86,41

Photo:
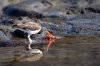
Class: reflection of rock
13,49,43,62
18,53,43,62
0,47,43,66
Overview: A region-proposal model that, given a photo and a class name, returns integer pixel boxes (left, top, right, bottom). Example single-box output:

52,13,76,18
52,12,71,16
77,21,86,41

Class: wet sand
0,36,100,66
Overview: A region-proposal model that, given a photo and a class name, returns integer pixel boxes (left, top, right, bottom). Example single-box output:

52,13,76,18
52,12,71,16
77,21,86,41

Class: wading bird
13,21,56,54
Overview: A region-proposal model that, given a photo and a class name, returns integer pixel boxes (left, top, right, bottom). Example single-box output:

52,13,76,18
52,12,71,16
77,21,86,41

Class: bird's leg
45,31,56,39
28,35,32,50
44,30,56,51
46,38,54,51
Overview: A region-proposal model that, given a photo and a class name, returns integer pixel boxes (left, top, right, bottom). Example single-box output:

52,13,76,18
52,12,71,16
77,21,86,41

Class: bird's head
41,29,56,42
41,30,56,51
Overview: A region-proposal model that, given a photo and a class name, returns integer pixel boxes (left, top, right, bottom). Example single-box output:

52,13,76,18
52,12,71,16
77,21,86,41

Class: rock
0,30,10,41
0,0,26,13
1,0,100,37
2,0,51,17
66,23,78,34
0,30,12,47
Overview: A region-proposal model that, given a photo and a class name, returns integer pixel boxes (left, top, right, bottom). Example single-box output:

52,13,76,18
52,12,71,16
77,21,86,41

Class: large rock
2,0,51,17
0,0,25,13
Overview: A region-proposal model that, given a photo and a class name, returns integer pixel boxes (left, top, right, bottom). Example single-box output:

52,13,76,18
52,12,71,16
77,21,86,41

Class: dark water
0,36,100,66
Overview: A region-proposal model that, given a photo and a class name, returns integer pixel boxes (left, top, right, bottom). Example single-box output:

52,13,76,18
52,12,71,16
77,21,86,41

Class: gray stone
2,0,51,17
0,30,10,41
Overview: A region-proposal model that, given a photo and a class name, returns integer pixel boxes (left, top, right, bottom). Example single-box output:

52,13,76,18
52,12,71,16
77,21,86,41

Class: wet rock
0,24,16,45
42,6,79,20
0,30,12,47
66,23,78,34
2,0,51,17
65,19,100,35
0,30,10,41
38,18,100,36
0,0,25,13
85,7,100,13
1,19,14,25
2,0,100,20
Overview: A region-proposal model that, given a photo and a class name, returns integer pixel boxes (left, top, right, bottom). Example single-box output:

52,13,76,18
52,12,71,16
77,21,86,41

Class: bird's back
14,22,41,31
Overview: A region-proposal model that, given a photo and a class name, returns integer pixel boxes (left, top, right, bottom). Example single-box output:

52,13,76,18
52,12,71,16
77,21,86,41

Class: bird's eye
46,37,50,40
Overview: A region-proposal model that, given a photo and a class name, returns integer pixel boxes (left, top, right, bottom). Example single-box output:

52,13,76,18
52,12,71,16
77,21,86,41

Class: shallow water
0,36,100,66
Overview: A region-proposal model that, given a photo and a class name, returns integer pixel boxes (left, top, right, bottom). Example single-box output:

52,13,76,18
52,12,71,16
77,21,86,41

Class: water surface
0,36,100,66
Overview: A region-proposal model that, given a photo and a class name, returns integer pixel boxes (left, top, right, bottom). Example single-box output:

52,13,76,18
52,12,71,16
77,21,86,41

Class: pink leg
46,38,53,51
